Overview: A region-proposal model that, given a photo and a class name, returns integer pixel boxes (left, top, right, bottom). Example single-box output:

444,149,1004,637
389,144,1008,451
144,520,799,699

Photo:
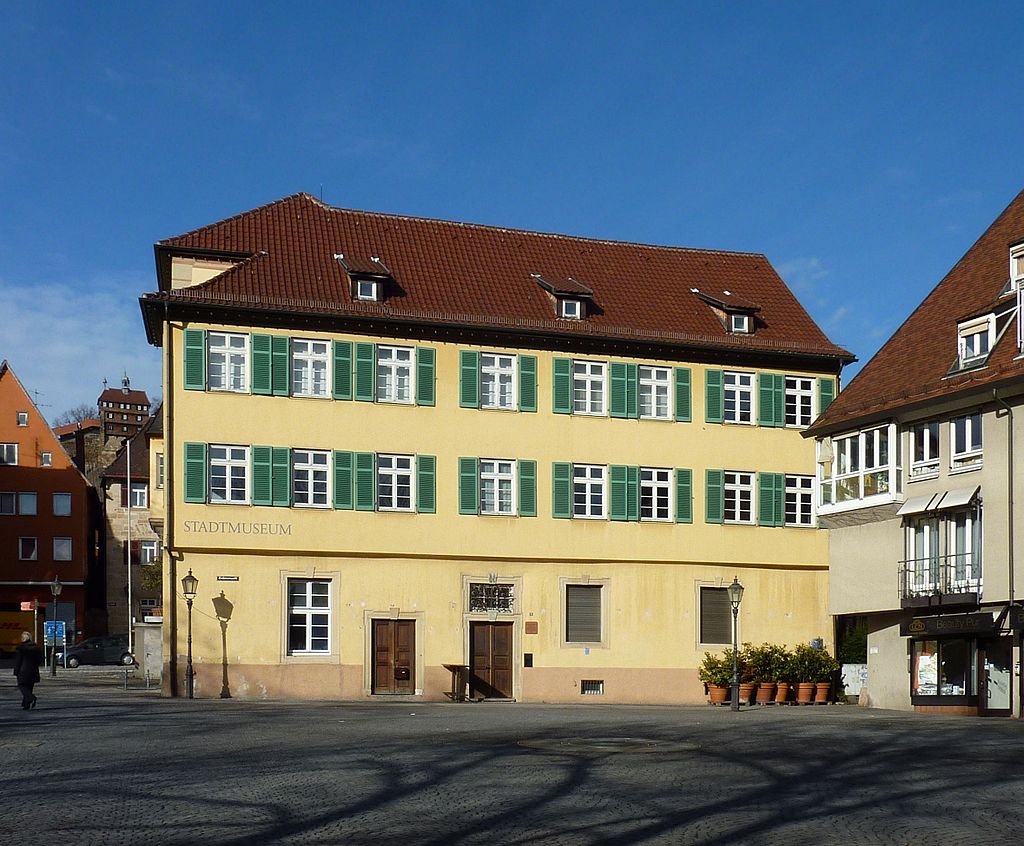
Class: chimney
73,424,86,472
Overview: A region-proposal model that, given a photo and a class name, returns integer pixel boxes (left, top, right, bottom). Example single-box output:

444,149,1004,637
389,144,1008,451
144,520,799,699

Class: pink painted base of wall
521,667,704,705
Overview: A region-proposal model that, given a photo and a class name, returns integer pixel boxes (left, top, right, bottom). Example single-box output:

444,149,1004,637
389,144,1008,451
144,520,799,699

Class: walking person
14,632,43,710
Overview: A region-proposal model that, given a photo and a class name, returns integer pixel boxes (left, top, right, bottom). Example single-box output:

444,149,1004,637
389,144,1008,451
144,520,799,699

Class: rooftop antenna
30,390,50,409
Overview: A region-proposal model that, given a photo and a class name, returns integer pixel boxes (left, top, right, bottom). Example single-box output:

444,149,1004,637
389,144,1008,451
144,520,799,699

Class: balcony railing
899,554,982,603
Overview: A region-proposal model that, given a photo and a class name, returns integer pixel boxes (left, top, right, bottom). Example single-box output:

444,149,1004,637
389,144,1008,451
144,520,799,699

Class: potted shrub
790,643,820,705
814,648,840,704
748,643,786,704
733,643,756,705
773,647,795,704
698,651,732,705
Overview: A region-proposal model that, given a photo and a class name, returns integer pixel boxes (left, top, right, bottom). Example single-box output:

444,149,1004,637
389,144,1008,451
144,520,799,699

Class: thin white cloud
0,274,161,424
776,256,829,301
826,305,850,327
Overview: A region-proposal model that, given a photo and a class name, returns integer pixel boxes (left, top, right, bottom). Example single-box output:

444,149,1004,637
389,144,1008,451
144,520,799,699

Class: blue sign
45,621,66,641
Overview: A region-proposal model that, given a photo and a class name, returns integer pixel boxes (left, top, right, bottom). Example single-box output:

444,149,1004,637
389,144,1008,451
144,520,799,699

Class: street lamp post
50,576,63,677
728,577,745,712
181,569,198,699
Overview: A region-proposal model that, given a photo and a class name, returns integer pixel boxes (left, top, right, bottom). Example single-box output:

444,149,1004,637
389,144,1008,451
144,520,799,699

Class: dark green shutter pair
758,373,786,427
332,451,436,512
251,335,291,396
352,342,435,405
757,472,785,527
556,358,692,420
251,446,291,506
457,457,536,516
609,465,639,519
609,364,638,419
552,463,692,522
459,351,536,411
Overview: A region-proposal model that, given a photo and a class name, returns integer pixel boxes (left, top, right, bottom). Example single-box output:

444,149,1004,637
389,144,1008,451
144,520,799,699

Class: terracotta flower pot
795,682,816,705
739,682,757,705
814,682,831,704
707,684,729,705
774,682,790,704
755,682,777,704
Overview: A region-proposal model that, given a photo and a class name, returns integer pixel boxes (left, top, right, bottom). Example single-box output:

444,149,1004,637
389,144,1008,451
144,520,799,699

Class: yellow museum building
141,193,852,702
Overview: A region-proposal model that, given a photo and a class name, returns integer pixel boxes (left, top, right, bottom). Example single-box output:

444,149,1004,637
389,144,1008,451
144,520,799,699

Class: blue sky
3,2,1024,419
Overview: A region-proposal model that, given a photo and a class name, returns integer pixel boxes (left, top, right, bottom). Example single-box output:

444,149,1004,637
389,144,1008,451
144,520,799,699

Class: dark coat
14,640,43,685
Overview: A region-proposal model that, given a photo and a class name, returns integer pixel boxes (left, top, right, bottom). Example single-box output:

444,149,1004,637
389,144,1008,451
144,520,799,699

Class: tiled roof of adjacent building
99,388,150,406
143,193,852,364
806,188,1024,437
54,419,101,438
101,427,150,481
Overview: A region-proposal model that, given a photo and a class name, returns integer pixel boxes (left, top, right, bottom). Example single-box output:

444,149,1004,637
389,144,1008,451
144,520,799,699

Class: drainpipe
165,302,178,697
992,388,1015,717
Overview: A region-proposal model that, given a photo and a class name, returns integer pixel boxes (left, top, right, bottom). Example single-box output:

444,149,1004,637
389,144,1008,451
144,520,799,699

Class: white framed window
469,582,515,613
16,411,28,426
572,360,606,415
1011,243,1024,286
377,453,413,511
291,338,330,398
0,492,14,515
565,584,602,643
480,459,515,515
19,537,37,561
729,313,750,334
957,316,994,366
156,453,165,488
207,332,249,392
53,537,72,561
287,578,331,655
640,467,672,521
130,482,148,508
723,371,754,424
821,424,897,510
560,299,583,320
950,510,982,590
0,443,17,465
784,475,814,527
356,279,379,301
638,366,671,420
292,449,330,508
209,445,250,504
480,354,516,410
140,598,159,609
53,493,72,517
18,493,37,516
784,376,814,427
376,345,413,404
40,452,52,466
140,540,159,564
573,464,607,518
906,516,940,594
910,421,940,479
723,471,754,523
951,413,982,470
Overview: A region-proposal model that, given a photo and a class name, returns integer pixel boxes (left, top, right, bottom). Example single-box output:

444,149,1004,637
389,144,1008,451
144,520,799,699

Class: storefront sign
1008,606,1024,631
901,612,994,637
182,520,293,536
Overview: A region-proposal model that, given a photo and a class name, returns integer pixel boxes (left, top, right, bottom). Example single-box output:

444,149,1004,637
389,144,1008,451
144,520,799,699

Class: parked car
56,635,134,668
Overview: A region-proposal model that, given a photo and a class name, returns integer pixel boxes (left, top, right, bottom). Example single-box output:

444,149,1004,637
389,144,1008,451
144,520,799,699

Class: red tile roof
145,193,852,363
806,188,1024,436
54,419,101,438
99,388,150,406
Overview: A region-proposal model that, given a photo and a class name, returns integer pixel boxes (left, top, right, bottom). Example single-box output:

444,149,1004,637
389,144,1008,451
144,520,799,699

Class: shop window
912,639,975,697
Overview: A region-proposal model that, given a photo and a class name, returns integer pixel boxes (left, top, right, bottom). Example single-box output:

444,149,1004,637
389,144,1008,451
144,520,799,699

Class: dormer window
1011,243,1024,287
957,315,994,367
729,313,751,334
560,298,583,320
356,279,379,301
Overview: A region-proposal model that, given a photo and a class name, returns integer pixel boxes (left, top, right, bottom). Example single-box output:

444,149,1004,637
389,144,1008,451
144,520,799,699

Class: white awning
896,494,941,516
934,485,981,511
896,486,980,517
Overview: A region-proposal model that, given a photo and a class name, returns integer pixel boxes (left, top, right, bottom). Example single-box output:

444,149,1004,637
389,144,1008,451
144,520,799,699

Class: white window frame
16,411,28,426
292,449,330,508
40,452,52,467
356,279,379,301
479,459,516,516
818,423,899,513
723,471,754,524
729,313,750,334
480,353,516,411
18,492,37,516
209,445,250,504
140,540,159,565
957,316,994,367
19,537,37,561
906,516,940,594
52,493,72,517
560,299,583,320
638,366,671,420
287,578,332,655
0,443,17,465
291,338,331,398
572,360,606,415
951,413,983,470
640,466,672,521
949,509,982,591
53,537,72,561
377,453,414,512
376,345,414,404
784,474,814,527
784,376,815,428
130,482,148,508
573,464,607,519
156,453,165,489
723,371,754,424
207,332,249,393
909,421,940,479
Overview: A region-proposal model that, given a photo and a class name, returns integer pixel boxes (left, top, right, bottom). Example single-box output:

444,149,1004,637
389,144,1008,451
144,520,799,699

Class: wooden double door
470,621,513,699
372,620,415,694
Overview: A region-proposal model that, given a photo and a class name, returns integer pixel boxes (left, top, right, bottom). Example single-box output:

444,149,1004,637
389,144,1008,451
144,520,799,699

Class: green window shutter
626,465,639,520
774,374,785,427
271,447,290,506
183,329,206,391
626,364,639,419
758,372,776,427
354,343,376,402
610,464,628,520
251,446,273,505
705,469,724,524
518,355,537,412
333,451,353,509
610,363,628,418
271,336,290,397
251,334,272,395
183,442,207,503
518,459,537,516
819,377,835,414
552,358,572,414
458,457,479,515
354,452,376,510
459,350,480,408
705,370,723,423
758,472,776,526
674,367,691,422
416,455,436,513
675,468,693,523
333,341,353,400
552,462,572,518
775,472,785,526
416,348,436,407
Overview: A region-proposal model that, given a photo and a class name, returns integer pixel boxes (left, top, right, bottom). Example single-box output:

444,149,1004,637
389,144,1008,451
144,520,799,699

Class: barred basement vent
580,679,604,695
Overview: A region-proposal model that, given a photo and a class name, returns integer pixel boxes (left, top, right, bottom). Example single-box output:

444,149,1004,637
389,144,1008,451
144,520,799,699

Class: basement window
580,679,604,695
